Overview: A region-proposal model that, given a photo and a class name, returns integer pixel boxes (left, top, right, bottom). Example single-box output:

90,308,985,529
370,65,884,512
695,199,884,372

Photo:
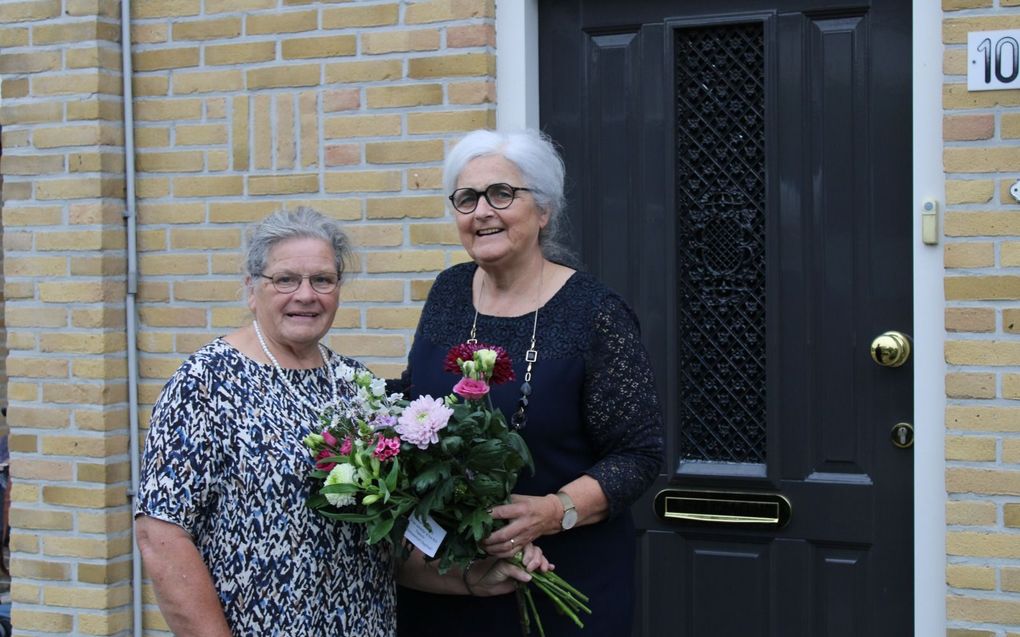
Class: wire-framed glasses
259,272,340,294
448,183,533,214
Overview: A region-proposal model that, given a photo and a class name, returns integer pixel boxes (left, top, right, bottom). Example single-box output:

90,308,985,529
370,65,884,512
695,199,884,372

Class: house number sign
968,30,1020,91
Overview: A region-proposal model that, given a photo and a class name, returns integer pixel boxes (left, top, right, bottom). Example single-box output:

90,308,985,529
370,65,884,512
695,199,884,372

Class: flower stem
530,575,586,628
522,584,545,637
511,557,591,631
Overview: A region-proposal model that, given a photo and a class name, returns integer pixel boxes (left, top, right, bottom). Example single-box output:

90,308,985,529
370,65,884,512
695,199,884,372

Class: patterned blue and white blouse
137,339,396,636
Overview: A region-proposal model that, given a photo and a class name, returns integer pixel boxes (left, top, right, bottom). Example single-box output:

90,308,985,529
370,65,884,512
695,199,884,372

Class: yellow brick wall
944,0,1020,633
0,108,6,443
130,0,494,406
0,0,134,632
1,0,494,634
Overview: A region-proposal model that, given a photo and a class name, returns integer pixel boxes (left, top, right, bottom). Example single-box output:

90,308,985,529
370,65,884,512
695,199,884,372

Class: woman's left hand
482,494,560,558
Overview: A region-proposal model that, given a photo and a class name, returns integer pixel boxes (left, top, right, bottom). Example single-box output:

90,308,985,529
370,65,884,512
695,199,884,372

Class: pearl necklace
468,261,543,430
253,320,338,418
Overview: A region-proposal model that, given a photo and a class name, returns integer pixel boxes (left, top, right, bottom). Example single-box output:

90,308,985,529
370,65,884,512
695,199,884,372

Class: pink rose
372,436,401,461
453,377,490,401
315,449,337,471
339,437,353,455
322,430,339,448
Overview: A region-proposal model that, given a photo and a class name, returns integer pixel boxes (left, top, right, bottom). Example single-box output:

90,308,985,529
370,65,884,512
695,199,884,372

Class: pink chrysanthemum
372,436,401,461
443,342,515,385
394,396,453,450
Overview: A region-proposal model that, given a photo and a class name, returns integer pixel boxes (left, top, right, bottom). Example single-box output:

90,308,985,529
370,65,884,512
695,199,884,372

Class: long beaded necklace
253,319,338,419
467,262,543,430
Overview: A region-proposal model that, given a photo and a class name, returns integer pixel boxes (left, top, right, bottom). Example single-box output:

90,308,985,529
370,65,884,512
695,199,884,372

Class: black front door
540,2,913,636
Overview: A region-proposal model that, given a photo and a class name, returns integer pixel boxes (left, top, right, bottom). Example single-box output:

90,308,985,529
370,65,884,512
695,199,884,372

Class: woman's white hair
244,207,353,281
443,129,575,265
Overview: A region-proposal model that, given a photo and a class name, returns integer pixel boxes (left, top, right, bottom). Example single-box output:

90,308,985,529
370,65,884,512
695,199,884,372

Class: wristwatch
556,491,577,530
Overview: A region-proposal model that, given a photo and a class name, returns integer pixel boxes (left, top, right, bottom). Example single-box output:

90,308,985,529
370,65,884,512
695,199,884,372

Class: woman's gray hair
443,129,575,265
244,207,353,282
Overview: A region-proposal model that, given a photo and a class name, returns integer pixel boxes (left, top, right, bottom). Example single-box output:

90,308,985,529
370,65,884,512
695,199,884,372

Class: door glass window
676,23,767,463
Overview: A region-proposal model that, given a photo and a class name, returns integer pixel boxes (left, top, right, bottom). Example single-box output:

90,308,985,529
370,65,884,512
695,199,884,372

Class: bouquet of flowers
305,344,590,636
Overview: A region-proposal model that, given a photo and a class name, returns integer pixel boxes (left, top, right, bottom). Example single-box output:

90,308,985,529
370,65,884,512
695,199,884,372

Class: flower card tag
404,513,447,558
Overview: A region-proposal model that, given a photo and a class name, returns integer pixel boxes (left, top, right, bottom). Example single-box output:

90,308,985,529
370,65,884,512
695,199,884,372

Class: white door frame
495,2,947,634
912,1,947,635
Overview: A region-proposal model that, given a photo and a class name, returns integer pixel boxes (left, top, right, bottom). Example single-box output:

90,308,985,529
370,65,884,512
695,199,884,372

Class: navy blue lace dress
396,263,664,637
136,340,396,636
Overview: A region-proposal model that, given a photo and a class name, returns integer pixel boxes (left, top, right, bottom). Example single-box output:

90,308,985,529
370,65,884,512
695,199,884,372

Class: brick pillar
943,2,1020,633
0,3,133,635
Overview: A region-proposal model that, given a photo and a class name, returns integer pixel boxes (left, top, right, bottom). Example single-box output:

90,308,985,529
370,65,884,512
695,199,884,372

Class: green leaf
306,493,328,509
440,435,463,455
466,439,505,470
385,458,400,492
415,490,437,521
368,516,395,544
412,462,450,492
468,473,505,499
394,498,417,518
455,507,494,543
507,432,535,475
319,483,360,495
432,476,454,509
318,510,377,523
389,516,409,548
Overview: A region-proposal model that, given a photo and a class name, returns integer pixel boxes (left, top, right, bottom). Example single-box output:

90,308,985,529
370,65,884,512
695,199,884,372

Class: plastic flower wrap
306,349,589,636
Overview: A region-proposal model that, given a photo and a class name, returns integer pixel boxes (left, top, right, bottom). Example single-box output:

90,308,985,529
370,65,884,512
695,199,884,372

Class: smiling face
247,236,340,356
454,154,548,271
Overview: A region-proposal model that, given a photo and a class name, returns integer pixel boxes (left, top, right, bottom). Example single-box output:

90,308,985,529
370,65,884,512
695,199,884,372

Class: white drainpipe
119,0,143,634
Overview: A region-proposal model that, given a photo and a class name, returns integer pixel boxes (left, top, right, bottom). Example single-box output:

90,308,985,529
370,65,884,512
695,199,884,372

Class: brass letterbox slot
653,489,792,528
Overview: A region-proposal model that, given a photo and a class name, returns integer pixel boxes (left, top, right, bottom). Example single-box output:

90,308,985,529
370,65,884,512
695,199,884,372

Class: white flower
338,364,356,383
370,377,387,398
324,463,358,507
355,369,374,387
475,349,497,375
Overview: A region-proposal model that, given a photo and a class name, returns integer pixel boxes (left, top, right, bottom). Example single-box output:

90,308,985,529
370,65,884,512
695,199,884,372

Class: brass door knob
870,331,911,367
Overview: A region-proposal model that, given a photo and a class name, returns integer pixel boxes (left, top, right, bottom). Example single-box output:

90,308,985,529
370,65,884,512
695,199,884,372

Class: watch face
562,509,578,530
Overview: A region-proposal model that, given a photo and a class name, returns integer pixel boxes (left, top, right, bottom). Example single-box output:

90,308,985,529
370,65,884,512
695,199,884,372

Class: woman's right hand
466,543,554,596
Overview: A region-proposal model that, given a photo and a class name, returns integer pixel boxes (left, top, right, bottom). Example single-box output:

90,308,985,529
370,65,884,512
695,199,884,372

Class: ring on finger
509,537,516,546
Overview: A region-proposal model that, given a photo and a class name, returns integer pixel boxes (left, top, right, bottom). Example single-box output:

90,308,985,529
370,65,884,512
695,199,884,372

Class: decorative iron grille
675,22,767,463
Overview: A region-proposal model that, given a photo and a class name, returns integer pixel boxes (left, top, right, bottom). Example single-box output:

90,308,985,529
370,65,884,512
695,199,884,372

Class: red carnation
443,342,515,385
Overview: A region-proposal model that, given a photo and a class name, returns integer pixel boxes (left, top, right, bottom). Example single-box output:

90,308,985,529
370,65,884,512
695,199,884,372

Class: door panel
540,2,913,636
689,542,770,637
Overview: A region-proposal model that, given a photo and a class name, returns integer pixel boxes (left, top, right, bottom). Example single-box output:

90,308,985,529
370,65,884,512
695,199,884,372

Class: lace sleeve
582,293,665,518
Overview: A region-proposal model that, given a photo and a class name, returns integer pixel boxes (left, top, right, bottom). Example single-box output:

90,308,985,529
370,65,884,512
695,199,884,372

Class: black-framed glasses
259,272,340,294
448,183,533,214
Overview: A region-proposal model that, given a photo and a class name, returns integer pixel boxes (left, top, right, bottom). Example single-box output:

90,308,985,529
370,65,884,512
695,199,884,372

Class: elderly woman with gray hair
135,208,544,637
394,130,664,636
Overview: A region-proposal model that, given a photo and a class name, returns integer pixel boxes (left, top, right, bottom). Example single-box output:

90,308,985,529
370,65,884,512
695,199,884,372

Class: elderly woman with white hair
135,208,545,637
394,130,665,636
